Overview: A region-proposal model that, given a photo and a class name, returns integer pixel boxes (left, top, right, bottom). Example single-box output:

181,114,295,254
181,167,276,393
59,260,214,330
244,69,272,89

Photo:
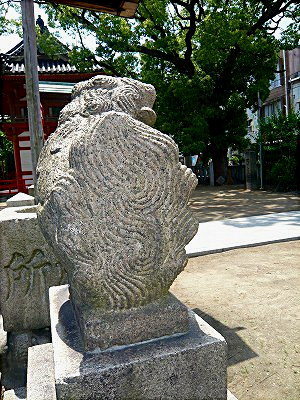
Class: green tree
0,131,14,178
259,112,300,191
2,0,300,182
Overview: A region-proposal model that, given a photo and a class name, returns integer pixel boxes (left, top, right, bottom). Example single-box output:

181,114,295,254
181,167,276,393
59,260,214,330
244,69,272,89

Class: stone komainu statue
36,76,198,347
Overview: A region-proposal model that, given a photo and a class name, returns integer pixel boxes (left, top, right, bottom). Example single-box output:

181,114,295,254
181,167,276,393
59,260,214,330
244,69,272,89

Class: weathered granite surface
75,293,189,351
36,76,198,350
0,206,67,332
27,343,56,400
31,76,232,399
50,284,227,400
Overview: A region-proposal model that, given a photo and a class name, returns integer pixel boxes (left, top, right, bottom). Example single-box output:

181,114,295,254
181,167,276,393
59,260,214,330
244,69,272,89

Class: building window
269,62,282,89
291,83,300,112
264,100,282,118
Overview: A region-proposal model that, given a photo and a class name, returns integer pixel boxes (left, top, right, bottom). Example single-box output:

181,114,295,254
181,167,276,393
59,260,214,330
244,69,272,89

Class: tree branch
184,0,197,68
171,1,190,21
139,1,167,38
135,45,188,72
212,0,297,103
247,0,295,35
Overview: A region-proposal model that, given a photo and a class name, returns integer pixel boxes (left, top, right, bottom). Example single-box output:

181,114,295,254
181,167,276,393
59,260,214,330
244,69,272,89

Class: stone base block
50,285,228,400
73,292,189,351
1,328,52,390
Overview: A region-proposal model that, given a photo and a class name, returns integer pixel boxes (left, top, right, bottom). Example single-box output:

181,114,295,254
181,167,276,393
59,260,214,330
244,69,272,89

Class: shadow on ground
189,185,300,222
193,308,258,366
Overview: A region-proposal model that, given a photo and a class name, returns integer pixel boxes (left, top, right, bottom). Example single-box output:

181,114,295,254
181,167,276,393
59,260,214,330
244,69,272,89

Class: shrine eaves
51,0,139,17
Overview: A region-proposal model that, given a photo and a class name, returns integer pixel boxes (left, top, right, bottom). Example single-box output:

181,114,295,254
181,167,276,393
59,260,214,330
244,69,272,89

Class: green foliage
67,47,94,71
37,0,299,162
143,73,211,155
0,2,19,36
2,0,299,171
229,155,242,165
37,28,68,60
0,131,14,177
0,131,13,161
280,7,300,50
259,112,300,190
0,15,13,35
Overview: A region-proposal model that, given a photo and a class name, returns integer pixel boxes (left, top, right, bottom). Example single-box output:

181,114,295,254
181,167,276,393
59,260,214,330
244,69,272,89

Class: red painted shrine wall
0,72,98,195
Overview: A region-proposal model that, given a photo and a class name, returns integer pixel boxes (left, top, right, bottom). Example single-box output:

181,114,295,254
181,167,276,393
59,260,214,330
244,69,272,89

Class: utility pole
257,91,263,190
282,49,289,115
21,0,44,188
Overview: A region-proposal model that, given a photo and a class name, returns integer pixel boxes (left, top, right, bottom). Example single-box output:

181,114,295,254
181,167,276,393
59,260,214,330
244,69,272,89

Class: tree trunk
207,117,228,185
211,147,228,185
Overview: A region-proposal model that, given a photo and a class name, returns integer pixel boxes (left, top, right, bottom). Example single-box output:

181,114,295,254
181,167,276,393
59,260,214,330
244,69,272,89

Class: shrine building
0,34,103,196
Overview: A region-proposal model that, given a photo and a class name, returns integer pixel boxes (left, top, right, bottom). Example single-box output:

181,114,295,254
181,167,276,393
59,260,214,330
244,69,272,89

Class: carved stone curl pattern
36,76,198,312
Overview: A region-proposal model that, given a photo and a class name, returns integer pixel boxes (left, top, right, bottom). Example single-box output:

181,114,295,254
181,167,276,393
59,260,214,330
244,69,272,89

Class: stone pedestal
74,293,189,351
50,285,228,400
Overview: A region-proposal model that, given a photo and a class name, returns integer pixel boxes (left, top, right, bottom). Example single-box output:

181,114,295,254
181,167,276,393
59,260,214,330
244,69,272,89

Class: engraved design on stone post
3,250,65,301
36,76,198,312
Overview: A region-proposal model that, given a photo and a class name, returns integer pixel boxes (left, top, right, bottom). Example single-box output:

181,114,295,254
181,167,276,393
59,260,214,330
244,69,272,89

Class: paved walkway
186,211,300,256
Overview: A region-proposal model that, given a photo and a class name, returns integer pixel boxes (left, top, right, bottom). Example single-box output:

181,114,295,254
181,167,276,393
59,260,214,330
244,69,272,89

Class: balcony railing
0,178,28,197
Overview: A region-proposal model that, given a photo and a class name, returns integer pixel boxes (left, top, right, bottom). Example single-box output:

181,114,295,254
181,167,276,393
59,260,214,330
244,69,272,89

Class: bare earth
190,185,300,222
170,186,300,400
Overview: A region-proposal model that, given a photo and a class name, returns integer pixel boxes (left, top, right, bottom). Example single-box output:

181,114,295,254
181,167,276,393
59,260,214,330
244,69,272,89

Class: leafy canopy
258,112,299,190
2,0,299,162
0,131,13,161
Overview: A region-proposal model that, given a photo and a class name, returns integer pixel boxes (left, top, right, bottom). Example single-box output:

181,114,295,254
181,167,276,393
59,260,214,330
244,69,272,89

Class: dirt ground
171,241,300,400
182,186,300,399
190,185,300,222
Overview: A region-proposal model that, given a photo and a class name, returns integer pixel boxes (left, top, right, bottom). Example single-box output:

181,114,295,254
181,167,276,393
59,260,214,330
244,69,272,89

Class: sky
0,3,293,54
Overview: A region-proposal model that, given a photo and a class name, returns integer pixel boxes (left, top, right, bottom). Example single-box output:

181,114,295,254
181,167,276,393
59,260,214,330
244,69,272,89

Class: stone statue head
59,75,157,127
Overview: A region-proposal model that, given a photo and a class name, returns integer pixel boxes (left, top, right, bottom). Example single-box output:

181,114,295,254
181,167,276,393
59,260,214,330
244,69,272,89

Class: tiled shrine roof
0,39,103,75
